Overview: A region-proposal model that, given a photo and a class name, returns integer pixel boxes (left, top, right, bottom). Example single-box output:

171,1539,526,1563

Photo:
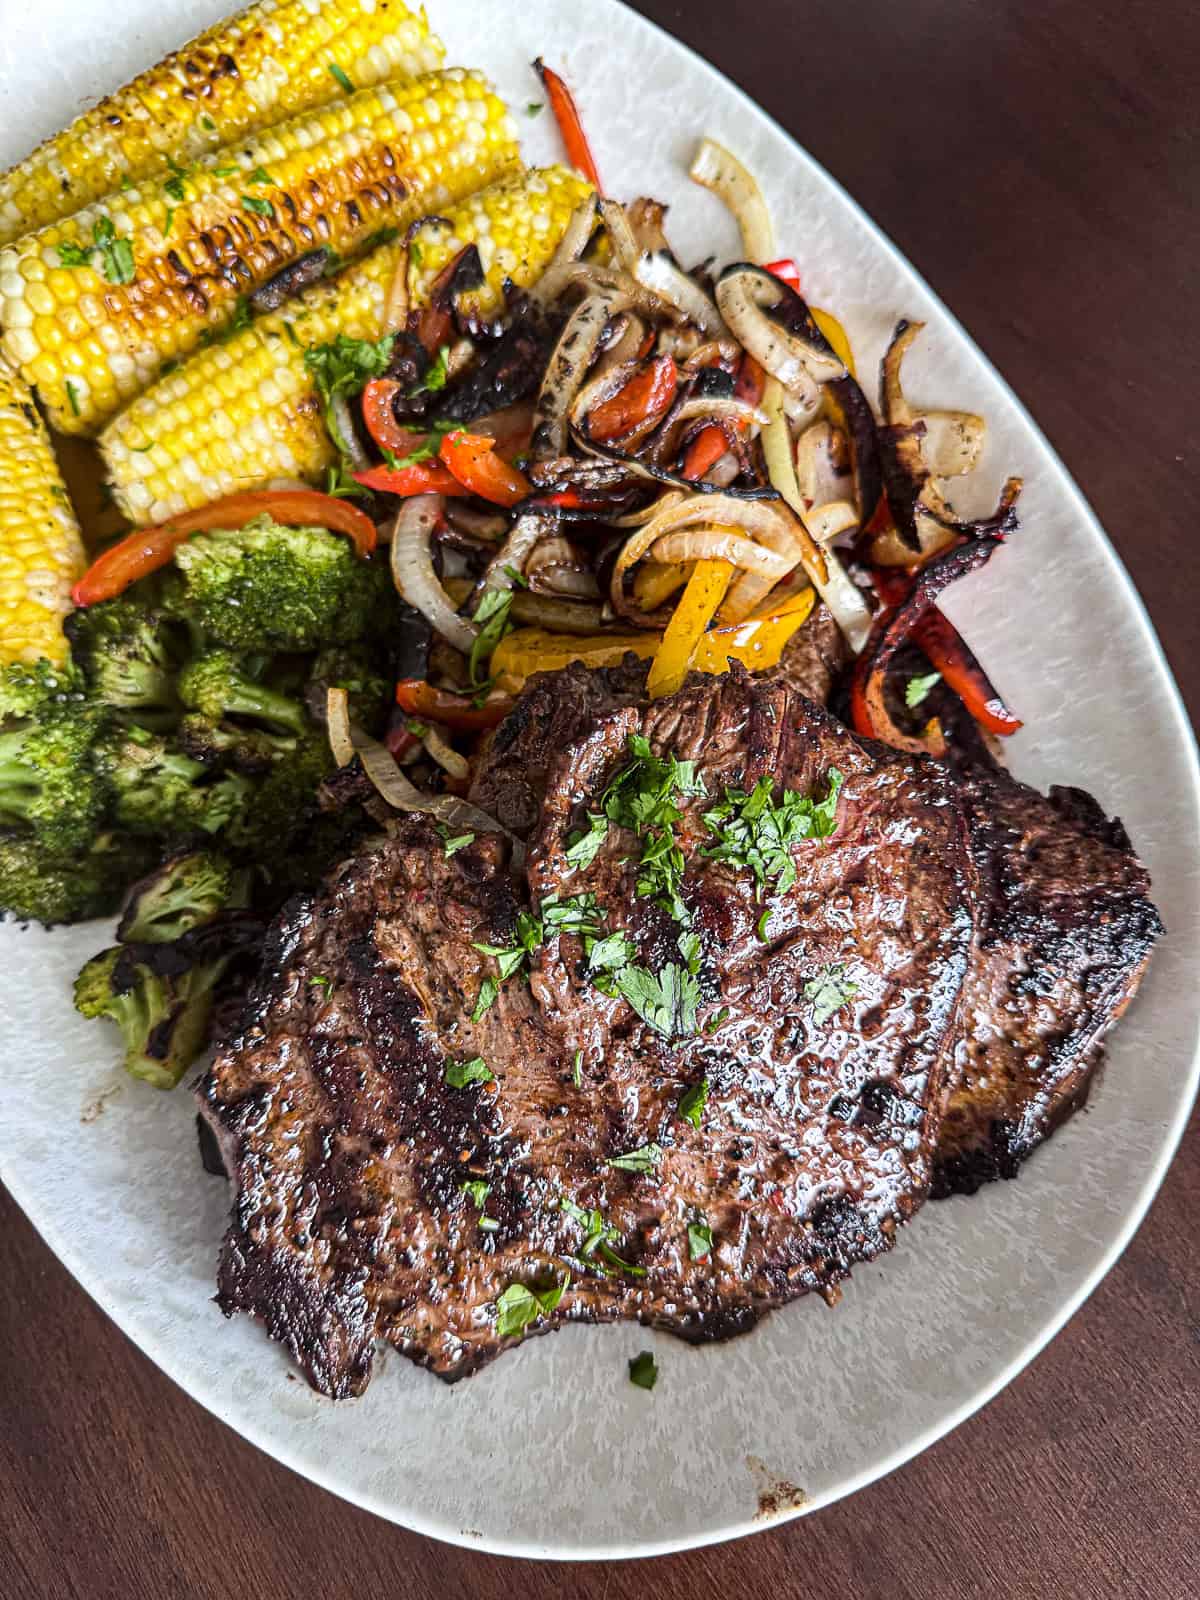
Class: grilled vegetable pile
0,11,1025,1093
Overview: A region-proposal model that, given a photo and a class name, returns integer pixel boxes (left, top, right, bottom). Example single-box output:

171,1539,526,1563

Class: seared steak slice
468,605,848,838
200,668,977,1395
932,758,1162,1196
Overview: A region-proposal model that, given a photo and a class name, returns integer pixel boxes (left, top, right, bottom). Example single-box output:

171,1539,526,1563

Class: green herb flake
304,332,395,456
323,462,366,499
410,240,424,269
564,811,609,871
468,585,515,690
308,974,332,993
56,241,95,269
601,733,706,926
705,1005,730,1034
527,101,545,117
409,342,451,397
242,193,274,218
702,767,843,896
212,165,239,178
437,822,475,857
607,1143,663,1175
628,1350,658,1391
614,961,699,1038
678,1078,708,1130
328,61,355,93
200,114,216,132
444,1055,493,1088
559,1197,645,1277
471,977,499,1022
756,906,772,942
247,166,276,186
461,1179,491,1208
495,1274,569,1338
804,962,859,1026
687,1218,713,1261
163,175,187,203
163,206,176,239
64,379,81,417
905,670,942,709
91,215,135,284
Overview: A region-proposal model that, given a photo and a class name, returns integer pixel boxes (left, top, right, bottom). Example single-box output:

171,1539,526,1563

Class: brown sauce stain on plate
745,1454,809,1521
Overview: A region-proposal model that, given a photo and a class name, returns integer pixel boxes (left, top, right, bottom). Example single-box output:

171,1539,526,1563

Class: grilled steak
932,753,1163,1196
200,666,978,1395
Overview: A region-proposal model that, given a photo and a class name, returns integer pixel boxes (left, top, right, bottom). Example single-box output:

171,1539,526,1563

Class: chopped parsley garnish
467,585,516,689
163,207,176,239
586,928,638,978
405,719,430,739
905,670,942,709
573,1049,583,1088
678,1078,708,1129
559,1197,646,1277
606,1143,663,1175
756,907,771,942
410,240,424,269
564,811,609,870
328,61,355,94
602,733,706,925
461,1179,491,1208
804,963,859,1025
64,379,81,417
212,165,239,178
444,1055,493,1088
163,159,190,203
323,462,366,499
687,1217,713,1261
705,1006,730,1034
308,974,332,993
628,1351,658,1391
437,823,475,857
495,1274,568,1337
58,216,135,283
614,961,698,1038
702,768,843,896
409,342,451,397
471,978,499,1021
527,101,545,116
200,114,216,131
359,224,400,253
304,332,395,458
242,193,275,219
677,929,701,975
247,166,275,186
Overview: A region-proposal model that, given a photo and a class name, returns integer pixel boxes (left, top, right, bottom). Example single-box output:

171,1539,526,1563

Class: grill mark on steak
200,666,980,1395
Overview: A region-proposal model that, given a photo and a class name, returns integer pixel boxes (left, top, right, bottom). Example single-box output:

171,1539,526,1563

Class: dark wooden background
3,1,1198,1594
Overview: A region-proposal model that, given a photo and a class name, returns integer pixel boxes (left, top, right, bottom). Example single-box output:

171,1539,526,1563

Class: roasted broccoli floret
116,848,250,944
64,593,185,724
176,713,297,775
96,725,254,841
73,943,233,1089
177,647,307,736
170,517,397,652
0,699,110,851
0,658,85,719
223,728,334,866
0,829,157,926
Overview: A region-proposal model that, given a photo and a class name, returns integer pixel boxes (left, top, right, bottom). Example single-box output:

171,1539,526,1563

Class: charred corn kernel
0,0,444,247
0,358,86,663
406,164,595,318
102,166,594,523
1,70,517,436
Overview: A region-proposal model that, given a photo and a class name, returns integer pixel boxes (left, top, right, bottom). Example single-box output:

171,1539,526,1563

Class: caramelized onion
688,137,776,263
388,495,477,653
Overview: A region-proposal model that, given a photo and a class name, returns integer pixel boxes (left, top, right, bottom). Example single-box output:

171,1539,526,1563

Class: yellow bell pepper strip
632,560,690,611
692,584,814,674
647,559,733,699
490,588,816,693
810,308,856,376
491,629,658,686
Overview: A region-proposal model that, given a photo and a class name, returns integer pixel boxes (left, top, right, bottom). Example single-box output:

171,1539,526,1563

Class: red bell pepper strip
360,379,429,457
438,430,532,507
533,58,602,191
71,489,378,606
353,460,466,497
868,562,1022,736
395,679,514,731
586,355,677,443
764,257,803,294
682,354,765,481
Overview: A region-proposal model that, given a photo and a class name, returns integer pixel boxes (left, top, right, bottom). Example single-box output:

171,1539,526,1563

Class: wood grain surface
2,2,1198,1594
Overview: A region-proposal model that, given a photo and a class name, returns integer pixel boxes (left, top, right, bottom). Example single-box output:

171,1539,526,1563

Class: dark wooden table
3,2,1198,1594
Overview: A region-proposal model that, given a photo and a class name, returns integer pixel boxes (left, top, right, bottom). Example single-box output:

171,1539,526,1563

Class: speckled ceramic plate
1,0,1197,1561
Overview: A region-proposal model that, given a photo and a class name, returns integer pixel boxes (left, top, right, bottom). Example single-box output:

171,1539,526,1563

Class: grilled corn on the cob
0,0,444,247
0,358,86,664
101,166,595,524
1,69,518,437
